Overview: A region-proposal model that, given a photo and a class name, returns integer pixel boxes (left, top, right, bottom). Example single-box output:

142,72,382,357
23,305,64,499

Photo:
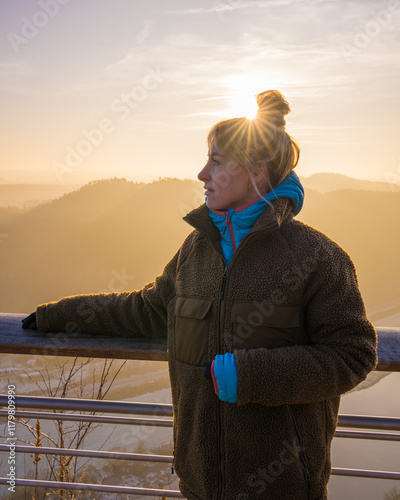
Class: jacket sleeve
234,245,377,406
36,248,180,337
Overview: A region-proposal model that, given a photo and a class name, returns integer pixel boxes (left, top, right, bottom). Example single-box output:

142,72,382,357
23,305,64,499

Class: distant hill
1,173,399,209
299,188,400,317
0,177,399,323
0,183,82,208
0,178,200,313
300,172,400,193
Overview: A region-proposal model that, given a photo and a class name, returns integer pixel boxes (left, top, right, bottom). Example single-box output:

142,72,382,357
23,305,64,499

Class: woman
23,90,377,500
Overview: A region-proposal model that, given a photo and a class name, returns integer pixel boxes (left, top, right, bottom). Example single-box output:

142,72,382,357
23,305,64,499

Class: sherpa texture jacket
36,198,377,500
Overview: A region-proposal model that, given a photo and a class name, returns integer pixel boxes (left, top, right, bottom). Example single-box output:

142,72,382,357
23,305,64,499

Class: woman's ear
253,160,269,188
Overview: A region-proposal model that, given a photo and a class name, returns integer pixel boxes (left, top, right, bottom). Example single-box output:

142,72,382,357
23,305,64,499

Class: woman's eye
206,155,221,166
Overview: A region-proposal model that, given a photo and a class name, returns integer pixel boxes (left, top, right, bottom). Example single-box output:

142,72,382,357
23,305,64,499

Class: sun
219,72,286,120
228,93,258,120
218,75,262,119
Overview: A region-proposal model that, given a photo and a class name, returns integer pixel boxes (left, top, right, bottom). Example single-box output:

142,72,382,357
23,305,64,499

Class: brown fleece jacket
36,199,377,500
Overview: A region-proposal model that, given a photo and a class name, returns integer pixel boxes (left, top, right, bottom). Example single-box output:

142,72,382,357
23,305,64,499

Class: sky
0,0,399,185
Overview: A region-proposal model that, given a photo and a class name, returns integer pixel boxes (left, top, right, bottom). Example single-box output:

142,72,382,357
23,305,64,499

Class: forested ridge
0,177,399,322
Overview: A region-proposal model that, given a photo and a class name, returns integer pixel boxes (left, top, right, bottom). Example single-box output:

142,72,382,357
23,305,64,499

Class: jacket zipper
217,264,229,500
184,211,284,498
287,405,311,499
201,232,258,500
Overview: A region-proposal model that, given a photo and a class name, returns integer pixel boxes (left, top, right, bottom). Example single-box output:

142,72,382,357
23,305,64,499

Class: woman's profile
23,90,377,500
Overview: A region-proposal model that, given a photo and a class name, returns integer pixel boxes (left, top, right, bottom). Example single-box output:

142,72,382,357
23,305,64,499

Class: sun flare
228,94,258,120
220,72,287,120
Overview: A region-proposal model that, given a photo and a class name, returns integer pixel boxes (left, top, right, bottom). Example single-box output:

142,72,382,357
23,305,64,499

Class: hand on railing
22,312,37,330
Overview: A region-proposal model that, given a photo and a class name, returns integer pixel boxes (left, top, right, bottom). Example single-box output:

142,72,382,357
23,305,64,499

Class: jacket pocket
174,296,212,366
287,405,311,498
231,301,300,350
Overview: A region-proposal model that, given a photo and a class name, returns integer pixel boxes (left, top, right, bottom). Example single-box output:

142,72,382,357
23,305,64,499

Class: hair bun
255,90,290,129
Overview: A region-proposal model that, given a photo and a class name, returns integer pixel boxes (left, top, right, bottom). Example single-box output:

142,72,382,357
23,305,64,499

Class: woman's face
198,141,257,211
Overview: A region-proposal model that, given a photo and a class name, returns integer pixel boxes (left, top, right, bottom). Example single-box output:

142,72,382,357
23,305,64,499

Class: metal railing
0,396,183,497
1,395,400,491
1,314,400,497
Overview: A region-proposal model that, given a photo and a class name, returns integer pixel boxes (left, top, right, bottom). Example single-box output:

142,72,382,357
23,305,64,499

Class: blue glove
212,353,238,403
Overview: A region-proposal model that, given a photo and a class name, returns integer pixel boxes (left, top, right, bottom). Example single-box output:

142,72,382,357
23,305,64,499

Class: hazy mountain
0,177,398,323
0,178,199,313
300,172,400,193
1,173,399,209
0,183,82,208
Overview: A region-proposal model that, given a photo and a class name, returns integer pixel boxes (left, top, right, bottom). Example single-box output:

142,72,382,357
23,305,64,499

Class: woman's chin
206,197,224,211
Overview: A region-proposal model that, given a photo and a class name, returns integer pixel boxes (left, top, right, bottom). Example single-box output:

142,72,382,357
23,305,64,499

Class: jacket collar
183,198,294,259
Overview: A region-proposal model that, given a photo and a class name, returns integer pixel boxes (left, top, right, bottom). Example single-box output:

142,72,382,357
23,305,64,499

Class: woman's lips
204,188,214,196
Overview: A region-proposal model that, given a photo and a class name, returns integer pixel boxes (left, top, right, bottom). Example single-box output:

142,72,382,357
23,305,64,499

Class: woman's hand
204,353,238,403
22,312,37,330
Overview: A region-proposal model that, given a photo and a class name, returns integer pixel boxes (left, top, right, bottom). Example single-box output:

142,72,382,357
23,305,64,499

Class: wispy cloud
136,19,154,44
100,29,379,102
171,0,332,15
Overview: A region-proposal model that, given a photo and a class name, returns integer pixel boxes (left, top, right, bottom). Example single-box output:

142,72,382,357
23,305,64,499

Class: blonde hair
207,90,300,196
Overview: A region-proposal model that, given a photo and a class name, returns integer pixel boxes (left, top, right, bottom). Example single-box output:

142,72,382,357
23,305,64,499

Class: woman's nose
198,162,210,182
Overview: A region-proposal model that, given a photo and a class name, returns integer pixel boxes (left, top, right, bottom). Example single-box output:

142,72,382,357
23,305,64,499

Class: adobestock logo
341,0,400,62
51,66,163,182
7,0,71,54
212,0,243,20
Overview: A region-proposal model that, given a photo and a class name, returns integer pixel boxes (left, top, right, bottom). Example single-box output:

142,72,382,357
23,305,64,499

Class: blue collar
208,171,304,265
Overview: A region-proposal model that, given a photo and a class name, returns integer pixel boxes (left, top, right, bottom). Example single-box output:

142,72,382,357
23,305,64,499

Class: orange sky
0,0,399,185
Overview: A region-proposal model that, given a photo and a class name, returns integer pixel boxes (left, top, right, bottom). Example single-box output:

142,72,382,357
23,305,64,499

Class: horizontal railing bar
0,444,173,463
3,410,399,441
2,395,400,432
338,414,400,431
5,412,400,443
1,314,399,371
1,469,399,495
334,430,400,441
331,468,400,480
0,395,174,417
0,313,169,362
0,478,184,497
3,411,399,443
0,409,173,427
